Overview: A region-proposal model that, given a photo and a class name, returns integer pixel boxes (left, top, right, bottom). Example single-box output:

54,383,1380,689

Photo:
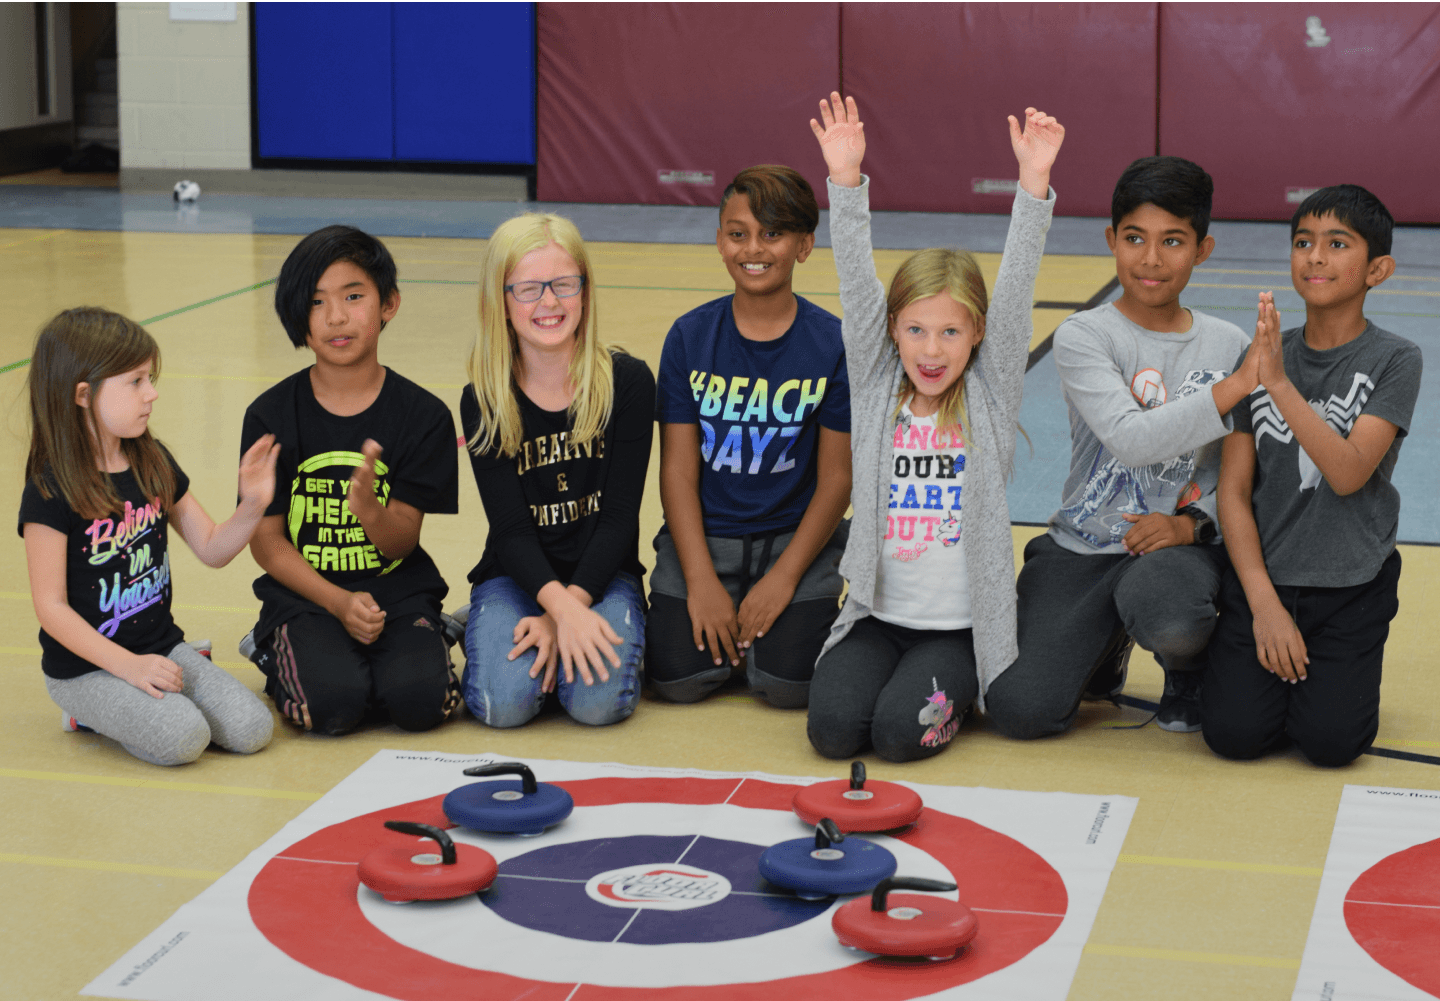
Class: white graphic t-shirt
872,404,971,630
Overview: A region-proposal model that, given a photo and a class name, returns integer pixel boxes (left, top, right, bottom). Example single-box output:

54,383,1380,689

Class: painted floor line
0,852,223,881
0,767,322,801
1117,854,1323,877
1345,898,1440,911
1082,943,1300,969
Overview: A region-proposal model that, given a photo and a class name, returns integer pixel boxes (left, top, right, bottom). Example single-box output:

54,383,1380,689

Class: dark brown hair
26,307,176,520
719,165,820,235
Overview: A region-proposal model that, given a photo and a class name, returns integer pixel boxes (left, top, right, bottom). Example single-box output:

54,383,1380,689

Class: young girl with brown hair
806,94,1063,762
21,307,277,765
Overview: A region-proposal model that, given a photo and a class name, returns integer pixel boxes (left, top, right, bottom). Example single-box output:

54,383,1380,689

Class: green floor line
2,278,280,377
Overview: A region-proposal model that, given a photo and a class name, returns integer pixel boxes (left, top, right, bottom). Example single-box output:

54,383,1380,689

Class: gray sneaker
238,629,258,663
1083,632,1134,701
1157,670,1203,732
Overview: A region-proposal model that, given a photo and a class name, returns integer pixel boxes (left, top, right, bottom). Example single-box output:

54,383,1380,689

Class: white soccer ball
172,180,201,203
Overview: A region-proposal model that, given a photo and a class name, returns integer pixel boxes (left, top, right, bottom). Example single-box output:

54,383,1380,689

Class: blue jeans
462,573,645,728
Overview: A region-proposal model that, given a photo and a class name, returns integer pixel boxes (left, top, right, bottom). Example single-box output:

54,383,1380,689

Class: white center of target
810,848,845,861
492,790,523,801
888,906,923,920
842,790,874,801
585,863,731,911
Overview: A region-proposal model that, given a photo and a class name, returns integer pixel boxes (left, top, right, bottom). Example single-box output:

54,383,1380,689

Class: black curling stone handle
463,761,538,794
383,820,456,865
871,876,957,911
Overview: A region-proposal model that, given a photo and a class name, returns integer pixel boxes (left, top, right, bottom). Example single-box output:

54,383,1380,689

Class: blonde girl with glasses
459,212,656,728
806,94,1064,762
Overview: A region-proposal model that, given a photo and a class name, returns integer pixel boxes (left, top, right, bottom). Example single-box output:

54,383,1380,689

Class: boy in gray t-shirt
1203,185,1420,768
987,156,1260,739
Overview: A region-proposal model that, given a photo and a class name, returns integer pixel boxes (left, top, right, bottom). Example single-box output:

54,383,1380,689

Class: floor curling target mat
84,751,1137,1001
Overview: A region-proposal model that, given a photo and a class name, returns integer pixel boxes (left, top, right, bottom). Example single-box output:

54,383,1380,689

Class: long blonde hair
467,213,615,458
886,248,989,437
26,307,177,520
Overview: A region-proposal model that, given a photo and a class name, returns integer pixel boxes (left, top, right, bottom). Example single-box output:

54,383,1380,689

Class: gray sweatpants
45,642,274,766
985,533,1227,739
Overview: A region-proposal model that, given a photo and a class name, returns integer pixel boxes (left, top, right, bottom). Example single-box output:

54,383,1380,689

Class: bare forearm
660,465,720,590
1210,368,1257,420
349,497,419,560
186,500,266,568
1265,379,1371,494
769,474,850,586
1218,486,1279,613
1016,166,1050,201
251,535,351,617
34,601,142,676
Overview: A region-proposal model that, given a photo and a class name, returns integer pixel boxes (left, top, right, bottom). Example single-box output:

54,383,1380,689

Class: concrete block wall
117,2,251,169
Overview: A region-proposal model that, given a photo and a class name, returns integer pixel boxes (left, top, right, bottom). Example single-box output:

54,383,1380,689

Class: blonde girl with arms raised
806,95,1063,762
460,213,656,727
21,308,278,766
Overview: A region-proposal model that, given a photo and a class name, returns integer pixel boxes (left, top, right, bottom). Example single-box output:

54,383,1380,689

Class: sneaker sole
1155,716,1202,733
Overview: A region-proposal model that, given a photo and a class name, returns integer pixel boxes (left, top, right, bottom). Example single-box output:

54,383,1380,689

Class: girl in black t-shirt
19,308,278,766
461,212,655,728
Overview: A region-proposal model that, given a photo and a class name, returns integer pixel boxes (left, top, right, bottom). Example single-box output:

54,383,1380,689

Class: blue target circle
481,834,831,944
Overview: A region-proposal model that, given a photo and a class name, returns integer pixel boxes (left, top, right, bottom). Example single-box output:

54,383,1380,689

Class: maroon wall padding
1160,4,1440,223
537,3,839,206
841,3,1158,216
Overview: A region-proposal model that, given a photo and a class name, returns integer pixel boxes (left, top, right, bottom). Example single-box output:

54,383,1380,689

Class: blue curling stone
758,835,897,898
442,779,574,835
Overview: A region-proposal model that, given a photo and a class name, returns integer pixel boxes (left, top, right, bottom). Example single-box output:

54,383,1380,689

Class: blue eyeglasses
504,275,585,303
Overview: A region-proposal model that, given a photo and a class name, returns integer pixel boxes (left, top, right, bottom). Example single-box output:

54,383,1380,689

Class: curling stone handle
383,821,456,865
870,876,957,911
815,818,846,850
850,761,866,790
462,762,538,794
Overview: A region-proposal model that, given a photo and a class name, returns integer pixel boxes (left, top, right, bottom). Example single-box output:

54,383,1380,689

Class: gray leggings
45,642,274,766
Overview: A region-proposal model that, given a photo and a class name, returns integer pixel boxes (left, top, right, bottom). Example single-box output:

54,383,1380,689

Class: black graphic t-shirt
1232,322,1421,588
241,368,458,637
18,456,190,679
463,351,655,602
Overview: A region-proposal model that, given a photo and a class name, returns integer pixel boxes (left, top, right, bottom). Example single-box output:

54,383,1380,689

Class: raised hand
810,92,865,189
238,433,280,513
1008,107,1064,200
1254,292,1288,390
348,438,384,515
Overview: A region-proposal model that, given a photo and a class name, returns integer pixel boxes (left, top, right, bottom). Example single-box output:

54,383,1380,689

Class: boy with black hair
241,225,460,736
987,155,1256,737
649,164,852,709
1204,185,1418,767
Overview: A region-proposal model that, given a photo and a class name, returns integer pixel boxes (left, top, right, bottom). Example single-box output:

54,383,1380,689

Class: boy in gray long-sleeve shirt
986,156,1258,737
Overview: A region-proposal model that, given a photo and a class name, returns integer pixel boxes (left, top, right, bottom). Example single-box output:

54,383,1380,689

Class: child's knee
647,666,729,704
565,691,638,727
1201,721,1272,761
1292,721,1374,769
983,684,1070,741
747,664,809,709
223,705,274,754
807,716,865,760
127,719,211,766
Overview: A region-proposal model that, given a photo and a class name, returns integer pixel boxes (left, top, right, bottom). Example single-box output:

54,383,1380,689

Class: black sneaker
1157,670,1202,732
1083,631,1134,701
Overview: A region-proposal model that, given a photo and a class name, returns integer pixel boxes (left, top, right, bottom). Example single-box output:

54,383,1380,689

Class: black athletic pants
261,609,457,735
1201,550,1400,768
808,616,977,763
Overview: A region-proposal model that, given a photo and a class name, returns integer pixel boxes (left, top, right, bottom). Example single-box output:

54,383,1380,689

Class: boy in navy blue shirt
650,164,852,708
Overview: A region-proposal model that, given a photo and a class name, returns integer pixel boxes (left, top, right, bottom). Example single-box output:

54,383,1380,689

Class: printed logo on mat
586,863,732,911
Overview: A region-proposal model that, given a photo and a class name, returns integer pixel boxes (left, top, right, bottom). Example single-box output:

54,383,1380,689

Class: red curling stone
832,876,978,960
793,761,923,832
358,821,498,903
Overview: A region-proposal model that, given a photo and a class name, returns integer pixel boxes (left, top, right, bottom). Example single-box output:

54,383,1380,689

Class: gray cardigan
820,177,1055,708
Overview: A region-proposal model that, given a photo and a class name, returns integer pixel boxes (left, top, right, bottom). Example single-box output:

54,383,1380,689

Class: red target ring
248,776,1068,1000
1344,836,1440,996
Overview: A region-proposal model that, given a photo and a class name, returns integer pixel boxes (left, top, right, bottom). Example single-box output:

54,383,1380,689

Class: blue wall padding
393,2,535,164
254,2,395,160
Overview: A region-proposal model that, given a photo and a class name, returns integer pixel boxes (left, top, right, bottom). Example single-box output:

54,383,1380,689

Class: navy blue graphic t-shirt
655,295,849,537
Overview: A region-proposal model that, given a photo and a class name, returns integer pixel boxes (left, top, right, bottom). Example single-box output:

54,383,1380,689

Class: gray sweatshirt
1048,303,1250,555
821,177,1054,705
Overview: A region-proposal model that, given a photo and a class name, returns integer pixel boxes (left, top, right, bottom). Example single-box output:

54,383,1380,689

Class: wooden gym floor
2,227,1438,1001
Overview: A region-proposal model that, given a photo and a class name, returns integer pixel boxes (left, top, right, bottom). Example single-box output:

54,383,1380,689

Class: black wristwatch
1177,504,1216,544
